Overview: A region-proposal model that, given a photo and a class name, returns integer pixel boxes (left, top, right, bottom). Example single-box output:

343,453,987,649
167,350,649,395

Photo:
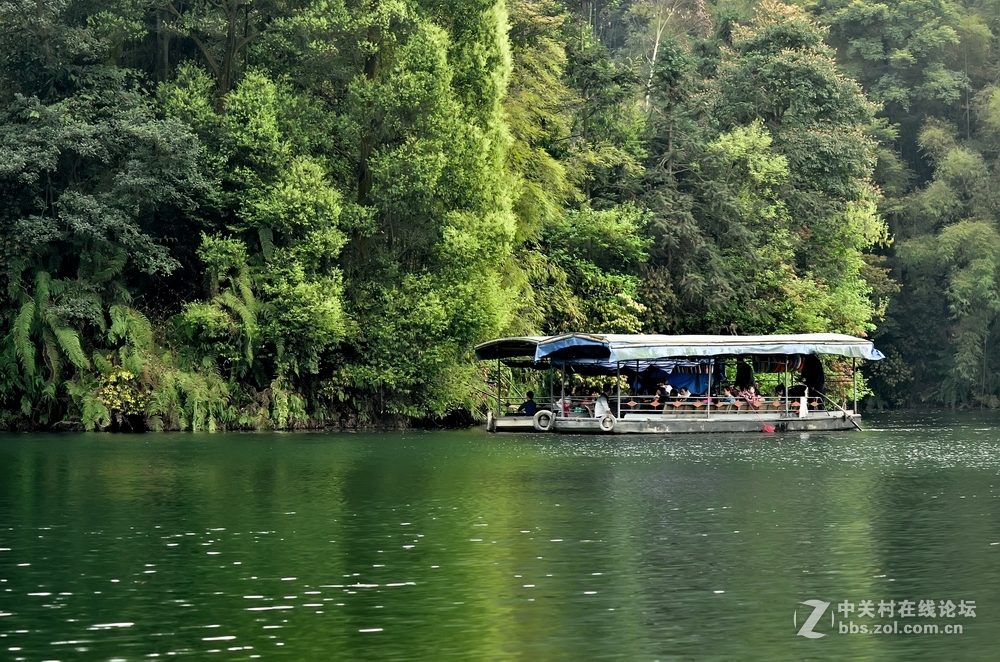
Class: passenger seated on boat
721,386,737,404
567,387,586,414
647,386,668,411
740,385,763,407
554,391,571,417
771,384,786,408
593,388,612,418
516,391,538,416
672,387,691,407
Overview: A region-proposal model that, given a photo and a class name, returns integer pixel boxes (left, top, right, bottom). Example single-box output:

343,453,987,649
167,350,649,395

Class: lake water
2,411,1000,660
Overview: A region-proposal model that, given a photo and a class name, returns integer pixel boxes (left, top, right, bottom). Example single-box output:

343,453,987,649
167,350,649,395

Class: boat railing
495,392,834,418
586,394,828,417
495,396,558,416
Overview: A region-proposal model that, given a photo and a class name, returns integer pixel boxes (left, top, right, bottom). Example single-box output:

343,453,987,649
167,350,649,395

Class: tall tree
640,2,889,335
0,0,214,424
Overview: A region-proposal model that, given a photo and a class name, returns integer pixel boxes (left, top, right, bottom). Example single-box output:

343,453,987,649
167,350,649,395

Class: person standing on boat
735,358,755,391
801,355,826,396
516,391,538,416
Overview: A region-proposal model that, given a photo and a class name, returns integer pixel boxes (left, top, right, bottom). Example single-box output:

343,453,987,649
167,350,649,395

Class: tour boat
475,333,884,434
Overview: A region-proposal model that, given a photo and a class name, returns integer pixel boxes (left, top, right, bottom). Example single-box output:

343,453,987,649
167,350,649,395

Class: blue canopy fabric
549,358,706,372
665,372,710,396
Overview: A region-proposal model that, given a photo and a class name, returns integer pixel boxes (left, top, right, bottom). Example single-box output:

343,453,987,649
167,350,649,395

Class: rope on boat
819,392,864,432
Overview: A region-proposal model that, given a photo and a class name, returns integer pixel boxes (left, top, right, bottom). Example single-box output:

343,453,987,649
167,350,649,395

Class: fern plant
65,375,111,431
175,235,258,377
13,272,91,379
7,271,91,424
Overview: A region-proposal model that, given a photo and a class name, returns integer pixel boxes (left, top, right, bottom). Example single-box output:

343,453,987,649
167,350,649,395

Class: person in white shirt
593,388,612,418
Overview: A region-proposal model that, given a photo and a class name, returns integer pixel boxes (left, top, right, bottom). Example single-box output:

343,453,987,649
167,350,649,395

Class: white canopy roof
475,333,884,362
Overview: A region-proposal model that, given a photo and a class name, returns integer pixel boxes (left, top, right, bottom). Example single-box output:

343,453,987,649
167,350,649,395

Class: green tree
344,0,518,418
542,204,652,333
640,2,888,336
0,10,213,422
162,65,348,383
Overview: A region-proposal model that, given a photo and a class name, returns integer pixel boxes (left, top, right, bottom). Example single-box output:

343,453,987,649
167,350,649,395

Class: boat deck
494,409,859,434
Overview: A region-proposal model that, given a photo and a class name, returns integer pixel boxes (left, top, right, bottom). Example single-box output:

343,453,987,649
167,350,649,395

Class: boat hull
491,410,860,434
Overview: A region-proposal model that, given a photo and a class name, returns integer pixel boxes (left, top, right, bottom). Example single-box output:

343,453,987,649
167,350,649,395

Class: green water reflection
2,411,1000,659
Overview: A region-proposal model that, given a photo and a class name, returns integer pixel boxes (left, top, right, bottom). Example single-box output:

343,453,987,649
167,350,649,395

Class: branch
234,29,260,53
159,0,221,77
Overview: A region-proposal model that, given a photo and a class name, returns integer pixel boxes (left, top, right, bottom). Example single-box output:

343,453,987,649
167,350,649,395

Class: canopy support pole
784,360,789,417
562,362,566,416
707,359,713,419
549,364,554,412
616,362,621,418
852,358,857,414
497,356,502,420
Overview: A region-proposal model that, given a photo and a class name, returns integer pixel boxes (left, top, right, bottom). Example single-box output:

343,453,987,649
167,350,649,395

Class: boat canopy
473,336,548,360
474,333,884,363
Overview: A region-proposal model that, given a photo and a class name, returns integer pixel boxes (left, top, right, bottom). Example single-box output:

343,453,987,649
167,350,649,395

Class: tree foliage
2,0,954,428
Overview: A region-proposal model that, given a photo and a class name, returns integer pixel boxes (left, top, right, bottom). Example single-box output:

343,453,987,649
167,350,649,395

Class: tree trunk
156,10,170,82
220,0,238,96
644,18,667,111
357,23,381,204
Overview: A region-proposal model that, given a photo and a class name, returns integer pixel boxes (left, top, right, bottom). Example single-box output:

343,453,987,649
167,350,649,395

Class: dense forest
0,0,997,430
